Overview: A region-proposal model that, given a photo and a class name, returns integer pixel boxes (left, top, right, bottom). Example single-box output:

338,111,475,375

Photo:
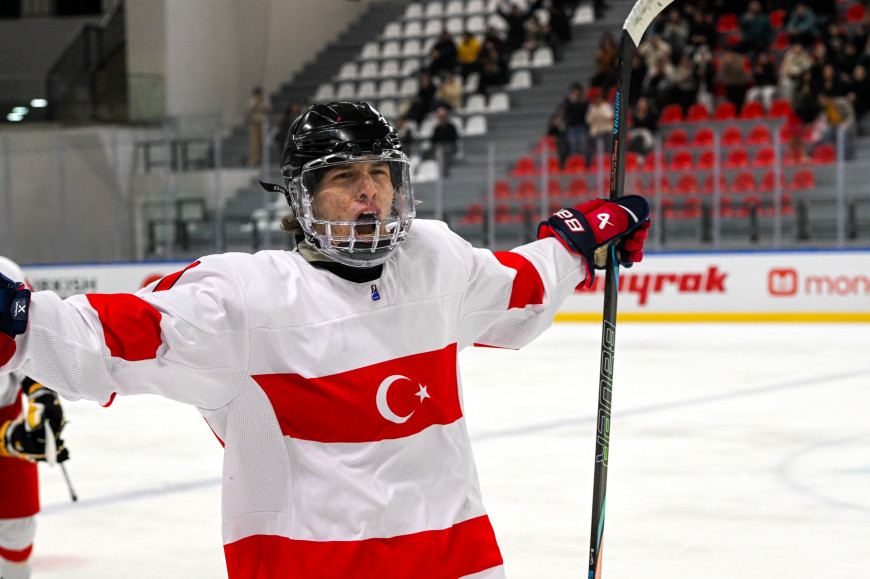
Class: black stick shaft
587,28,638,578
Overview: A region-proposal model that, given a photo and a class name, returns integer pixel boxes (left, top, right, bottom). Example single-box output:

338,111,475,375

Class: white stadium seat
463,114,488,136
487,91,510,113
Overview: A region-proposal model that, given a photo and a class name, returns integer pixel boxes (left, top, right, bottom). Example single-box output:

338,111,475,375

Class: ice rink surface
28,322,870,578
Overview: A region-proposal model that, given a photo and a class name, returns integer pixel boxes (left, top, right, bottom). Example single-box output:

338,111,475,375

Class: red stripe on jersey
223,514,503,579
0,543,33,563
493,251,545,309
153,261,201,292
0,394,39,518
254,345,462,443
85,294,162,361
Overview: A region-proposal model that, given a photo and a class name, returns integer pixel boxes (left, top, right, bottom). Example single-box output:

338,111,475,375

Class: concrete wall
128,0,374,127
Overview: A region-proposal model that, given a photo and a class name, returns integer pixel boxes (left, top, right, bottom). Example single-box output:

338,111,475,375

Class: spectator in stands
246,86,271,167
274,101,304,152
628,96,658,158
668,53,699,113
546,104,571,169
434,72,463,111
561,83,590,163
395,116,416,158
838,40,862,78
497,0,545,54
638,36,672,72
782,109,809,164
522,14,548,57
476,40,509,95
819,63,846,97
737,1,773,56
687,8,717,53
846,64,870,118
590,32,619,92
428,31,458,79
629,52,649,107
586,89,614,162
692,44,717,110
483,26,507,56
643,55,674,111
408,72,438,124
790,69,820,125
546,2,573,48
746,50,779,110
659,9,690,62
816,93,856,157
785,2,819,47
456,31,482,79
719,48,751,112
430,107,460,177
779,42,813,103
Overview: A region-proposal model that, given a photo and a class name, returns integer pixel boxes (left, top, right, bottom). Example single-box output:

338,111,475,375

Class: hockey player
0,102,649,578
0,256,68,579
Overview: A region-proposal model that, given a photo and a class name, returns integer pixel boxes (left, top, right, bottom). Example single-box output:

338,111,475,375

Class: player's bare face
313,162,395,240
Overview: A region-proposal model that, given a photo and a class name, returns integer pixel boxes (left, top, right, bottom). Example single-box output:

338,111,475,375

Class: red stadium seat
811,143,836,164
740,194,763,217
534,135,557,154
772,31,790,50
730,171,757,192
545,179,562,198
510,156,535,177
494,203,518,223
562,154,587,174
668,150,694,171
768,99,792,118
677,197,703,219
790,168,816,190
702,173,729,194
696,149,716,170
540,156,562,175
724,147,750,169
675,173,700,195
713,101,737,121
751,147,776,168
740,101,764,119
515,179,537,198
686,103,710,122
719,195,735,217
759,170,786,192
721,126,743,146
769,9,785,28
459,204,484,224
566,177,589,198
746,124,773,145
664,129,689,149
691,127,715,147
625,152,640,172
659,197,676,218
494,180,512,198
659,104,684,125
846,4,866,23
716,13,739,33
588,153,611,173
779,193,795,215
646,174,672,195
641,152,664,172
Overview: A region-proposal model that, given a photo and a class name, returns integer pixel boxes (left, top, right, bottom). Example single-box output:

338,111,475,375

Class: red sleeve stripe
85,294,163,361
493,251,545,309
153,261,201,292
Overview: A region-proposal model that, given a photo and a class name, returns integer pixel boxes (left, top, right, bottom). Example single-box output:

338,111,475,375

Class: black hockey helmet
281,102,403,184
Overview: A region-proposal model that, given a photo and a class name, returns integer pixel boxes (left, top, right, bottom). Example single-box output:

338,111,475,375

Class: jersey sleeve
458,236,586,350
3,255,252,410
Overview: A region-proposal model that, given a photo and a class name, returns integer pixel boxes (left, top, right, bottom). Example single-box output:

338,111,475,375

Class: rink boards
18,249,870,322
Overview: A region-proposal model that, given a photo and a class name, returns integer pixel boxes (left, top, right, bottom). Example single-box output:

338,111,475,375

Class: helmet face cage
292,150,415,267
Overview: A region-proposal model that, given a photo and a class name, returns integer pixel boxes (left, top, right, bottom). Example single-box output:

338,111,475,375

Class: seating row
495,168,816,200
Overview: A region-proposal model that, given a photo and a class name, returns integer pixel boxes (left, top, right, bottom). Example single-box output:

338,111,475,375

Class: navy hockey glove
0,271,30,366
538,195,651,288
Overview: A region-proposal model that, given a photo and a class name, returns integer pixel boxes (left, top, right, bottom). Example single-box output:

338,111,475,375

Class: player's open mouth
354,211,378,236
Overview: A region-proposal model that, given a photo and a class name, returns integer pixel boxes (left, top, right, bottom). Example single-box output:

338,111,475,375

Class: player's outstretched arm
537,195,651,287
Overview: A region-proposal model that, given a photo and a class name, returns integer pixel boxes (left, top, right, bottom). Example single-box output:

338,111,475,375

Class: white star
415,384,430,403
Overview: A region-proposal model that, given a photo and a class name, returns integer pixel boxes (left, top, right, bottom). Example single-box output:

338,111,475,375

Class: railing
45,0,126,122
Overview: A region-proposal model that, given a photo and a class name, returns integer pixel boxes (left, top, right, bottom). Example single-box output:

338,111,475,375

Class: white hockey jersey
5,220,584,578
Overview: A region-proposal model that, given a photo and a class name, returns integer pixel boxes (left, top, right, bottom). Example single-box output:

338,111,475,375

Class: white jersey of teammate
5,220,585,578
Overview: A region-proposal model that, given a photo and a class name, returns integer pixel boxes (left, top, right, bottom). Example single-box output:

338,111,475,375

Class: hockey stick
588,2,674,577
